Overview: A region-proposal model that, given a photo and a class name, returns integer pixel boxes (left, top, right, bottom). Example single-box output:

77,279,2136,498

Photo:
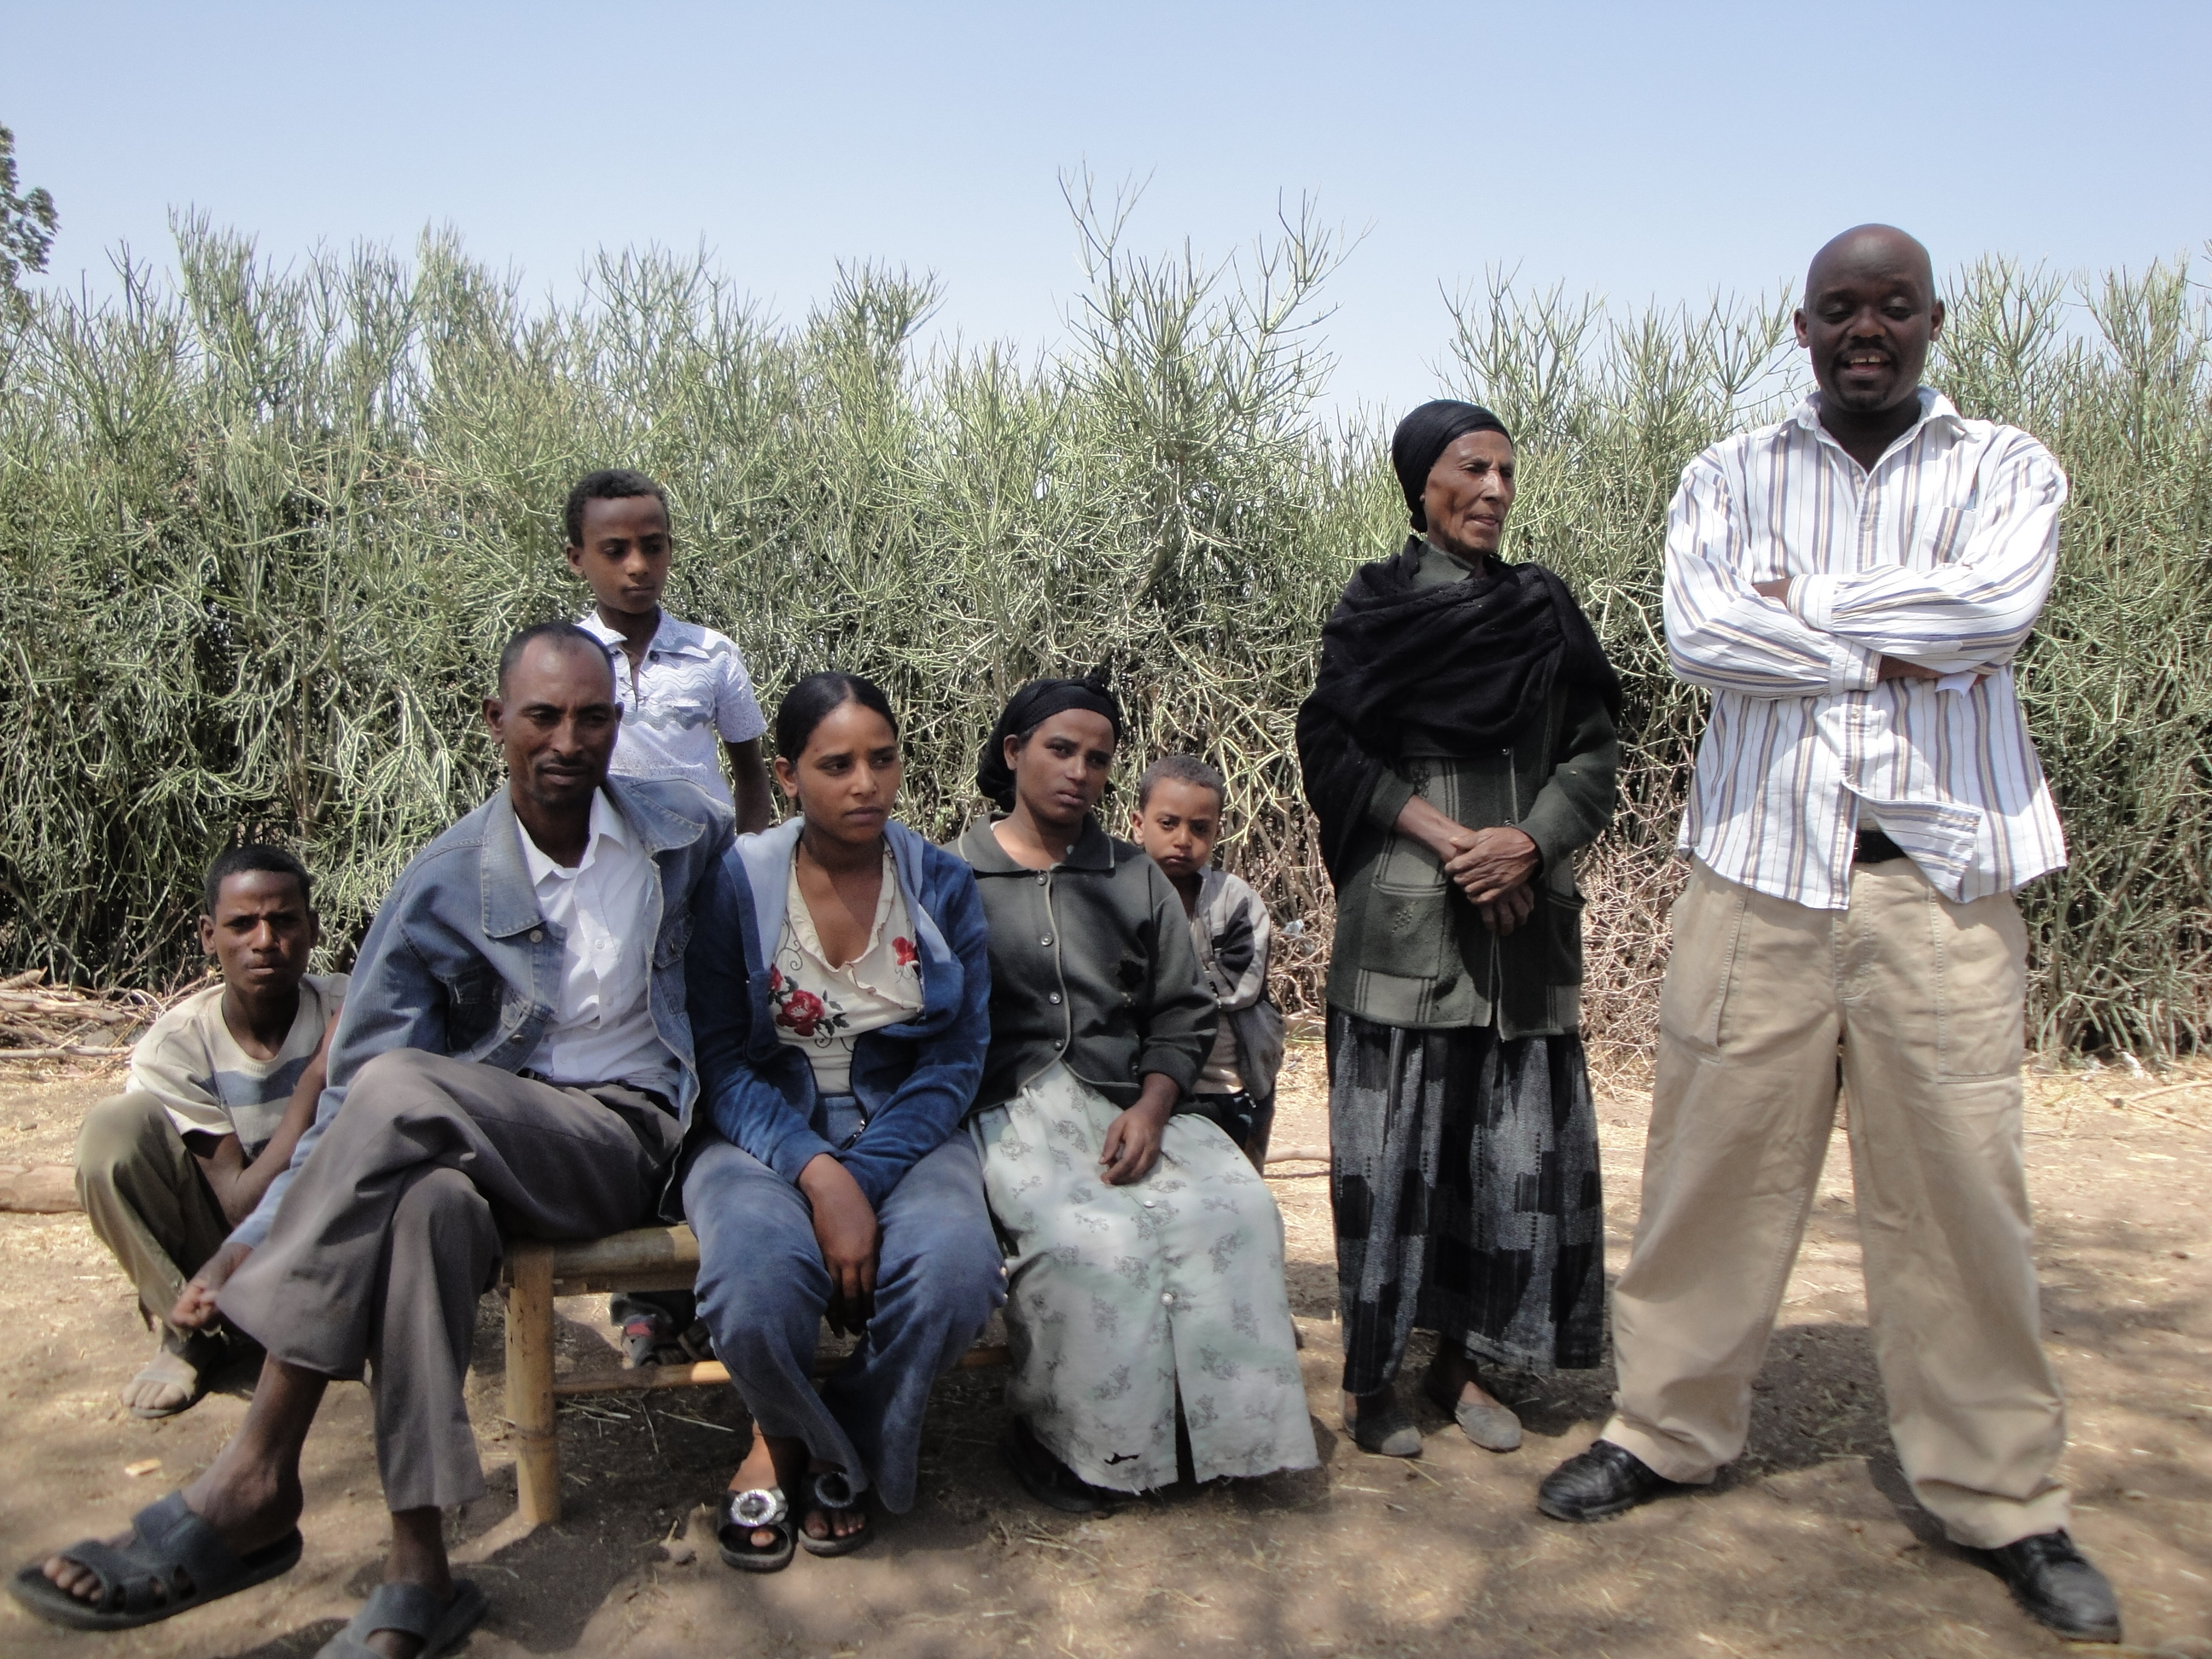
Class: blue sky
6,2,2206,414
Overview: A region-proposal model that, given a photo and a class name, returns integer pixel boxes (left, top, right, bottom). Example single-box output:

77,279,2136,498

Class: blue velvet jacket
684,818,991,1207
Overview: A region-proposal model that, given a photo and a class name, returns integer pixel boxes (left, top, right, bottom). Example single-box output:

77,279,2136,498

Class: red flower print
893,936,918,969
777,988,826,1038
767,965,784,992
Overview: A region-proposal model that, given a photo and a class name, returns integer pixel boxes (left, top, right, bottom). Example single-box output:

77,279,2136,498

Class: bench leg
505,1241,560,1525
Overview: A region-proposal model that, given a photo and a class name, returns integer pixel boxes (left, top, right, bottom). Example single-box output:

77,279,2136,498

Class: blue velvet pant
684,1104,1004,1514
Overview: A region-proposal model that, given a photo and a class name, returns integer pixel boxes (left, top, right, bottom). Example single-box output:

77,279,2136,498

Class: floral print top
770,846,924,1097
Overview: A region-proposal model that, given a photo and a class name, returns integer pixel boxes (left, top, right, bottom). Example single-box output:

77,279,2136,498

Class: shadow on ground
3,1064,2208,1656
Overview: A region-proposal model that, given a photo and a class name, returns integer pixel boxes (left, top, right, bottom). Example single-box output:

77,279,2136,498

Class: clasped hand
1400,796,1540,935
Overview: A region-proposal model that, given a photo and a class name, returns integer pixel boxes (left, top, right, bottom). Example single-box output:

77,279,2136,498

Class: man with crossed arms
1536,225,2121,1645
19,622,731,1659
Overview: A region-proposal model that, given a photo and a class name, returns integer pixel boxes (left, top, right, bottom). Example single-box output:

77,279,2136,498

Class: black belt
520,1069,677,1116
1854,830,1907,864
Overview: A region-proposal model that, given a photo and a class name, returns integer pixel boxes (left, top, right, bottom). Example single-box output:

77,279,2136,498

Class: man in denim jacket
22,622,731,1654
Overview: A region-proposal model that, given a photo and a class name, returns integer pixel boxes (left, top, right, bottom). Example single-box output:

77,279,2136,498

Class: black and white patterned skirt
1326,1008,1605,1394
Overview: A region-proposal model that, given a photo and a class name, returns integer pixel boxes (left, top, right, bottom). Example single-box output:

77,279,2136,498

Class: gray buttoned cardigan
956,814,1217,1114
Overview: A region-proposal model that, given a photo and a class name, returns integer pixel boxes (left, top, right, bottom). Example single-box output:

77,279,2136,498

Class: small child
567,467,773,1361
1130,755,1286,1166
76,846,346,1417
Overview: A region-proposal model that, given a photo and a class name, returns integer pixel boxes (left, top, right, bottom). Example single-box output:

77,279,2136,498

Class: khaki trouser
218,1050,678,1512
75,1091,234,1336
1603,858,2069,1549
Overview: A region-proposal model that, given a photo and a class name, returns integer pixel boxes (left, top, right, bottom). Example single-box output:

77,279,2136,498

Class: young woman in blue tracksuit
684,672,998,1570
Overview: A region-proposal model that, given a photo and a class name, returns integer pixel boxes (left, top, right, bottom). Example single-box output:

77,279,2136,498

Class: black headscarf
1390,400,1511,531
1296,542,1620,880
976,665,1124,810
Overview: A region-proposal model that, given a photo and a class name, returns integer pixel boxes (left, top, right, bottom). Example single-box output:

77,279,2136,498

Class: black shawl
1296,538,1621,881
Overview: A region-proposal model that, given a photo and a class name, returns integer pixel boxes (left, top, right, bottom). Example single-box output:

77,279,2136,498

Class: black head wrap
975,665,1124,810
1389,399,1511,531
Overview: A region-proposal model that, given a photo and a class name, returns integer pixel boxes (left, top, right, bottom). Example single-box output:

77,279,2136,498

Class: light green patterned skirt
970,1062,1318,1492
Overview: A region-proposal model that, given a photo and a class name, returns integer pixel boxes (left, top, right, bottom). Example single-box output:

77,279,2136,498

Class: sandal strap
50,1495,242,1617
350,1580,450,1642
132,1493,243,1597
49,1539,165,1615
810,1471,859,1511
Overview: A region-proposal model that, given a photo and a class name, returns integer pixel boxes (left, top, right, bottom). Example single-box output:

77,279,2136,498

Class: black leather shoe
1536,1440,1686,1522
1977,1530,2121,1644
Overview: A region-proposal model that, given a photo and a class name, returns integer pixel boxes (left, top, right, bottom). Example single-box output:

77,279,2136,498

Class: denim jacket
685,818,991,1208
229,777,734,1248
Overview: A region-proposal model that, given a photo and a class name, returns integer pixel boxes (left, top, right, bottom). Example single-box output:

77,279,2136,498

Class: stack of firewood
0,969,169,1062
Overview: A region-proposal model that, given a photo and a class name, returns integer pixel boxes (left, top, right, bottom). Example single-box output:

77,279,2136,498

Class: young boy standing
567,467,774,1360
1130,755,1287,1167
75,847,345,1417
568,468,776,834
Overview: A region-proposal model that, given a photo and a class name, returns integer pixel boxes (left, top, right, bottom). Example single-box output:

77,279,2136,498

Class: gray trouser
75,1091,233,1337
218,1049,678,1512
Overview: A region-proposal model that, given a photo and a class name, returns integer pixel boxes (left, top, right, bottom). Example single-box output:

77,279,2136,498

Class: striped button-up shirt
1663,388,2068,911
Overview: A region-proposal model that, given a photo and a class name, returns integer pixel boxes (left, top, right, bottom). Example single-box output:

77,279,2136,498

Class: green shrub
0,207,2203,1059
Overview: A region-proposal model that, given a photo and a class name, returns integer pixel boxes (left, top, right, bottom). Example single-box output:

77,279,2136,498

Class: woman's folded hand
1446,826,1540,905
800,1153,881,1334
1475,884,1538,936
1100,1074,1180,1185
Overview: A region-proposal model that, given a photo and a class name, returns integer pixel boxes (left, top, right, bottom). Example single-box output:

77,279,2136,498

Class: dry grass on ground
0,1050,2207,1658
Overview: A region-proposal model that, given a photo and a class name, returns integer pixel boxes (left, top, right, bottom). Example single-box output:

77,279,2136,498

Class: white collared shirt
1663,388,2069,910
576,610,765,808
515,790,679,1098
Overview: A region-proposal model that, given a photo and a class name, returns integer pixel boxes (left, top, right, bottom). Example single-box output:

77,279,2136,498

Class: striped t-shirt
127,975,348,1154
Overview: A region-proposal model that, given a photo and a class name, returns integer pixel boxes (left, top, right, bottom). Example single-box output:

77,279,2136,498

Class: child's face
1132,778,1223,882
567,495,671,618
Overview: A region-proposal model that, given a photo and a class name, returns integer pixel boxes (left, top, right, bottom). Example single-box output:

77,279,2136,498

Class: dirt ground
1,1045,2207,1658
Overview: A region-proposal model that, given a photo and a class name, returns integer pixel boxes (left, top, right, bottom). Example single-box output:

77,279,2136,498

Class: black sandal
315,1579,486,1658
798,1470,872,1557
715,1488,795,1574
9,1492,302,1631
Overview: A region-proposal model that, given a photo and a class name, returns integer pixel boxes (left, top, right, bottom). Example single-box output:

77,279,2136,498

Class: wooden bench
499,1225,1010,1524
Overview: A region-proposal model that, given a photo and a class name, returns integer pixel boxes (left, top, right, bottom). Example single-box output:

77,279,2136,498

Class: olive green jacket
1324,678,1619,1036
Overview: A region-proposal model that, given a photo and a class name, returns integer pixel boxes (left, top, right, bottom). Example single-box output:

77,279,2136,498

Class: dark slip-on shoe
1536,1440,1688,1522
1976,1530,2122,1644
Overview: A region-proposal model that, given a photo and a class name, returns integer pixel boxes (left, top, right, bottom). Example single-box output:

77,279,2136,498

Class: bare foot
121,1336,210,1418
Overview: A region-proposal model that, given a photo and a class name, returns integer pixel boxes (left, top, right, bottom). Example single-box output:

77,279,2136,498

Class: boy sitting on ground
567,466,775,1363
1130,755,1287,1166
75,846,343,1418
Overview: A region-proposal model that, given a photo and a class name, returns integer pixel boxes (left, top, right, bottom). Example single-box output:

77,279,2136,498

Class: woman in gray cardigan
958,670,1317,1512
1296,401,1621,1459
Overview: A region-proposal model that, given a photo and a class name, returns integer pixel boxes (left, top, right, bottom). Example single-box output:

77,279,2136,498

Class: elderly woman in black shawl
1297,401,1621,1458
